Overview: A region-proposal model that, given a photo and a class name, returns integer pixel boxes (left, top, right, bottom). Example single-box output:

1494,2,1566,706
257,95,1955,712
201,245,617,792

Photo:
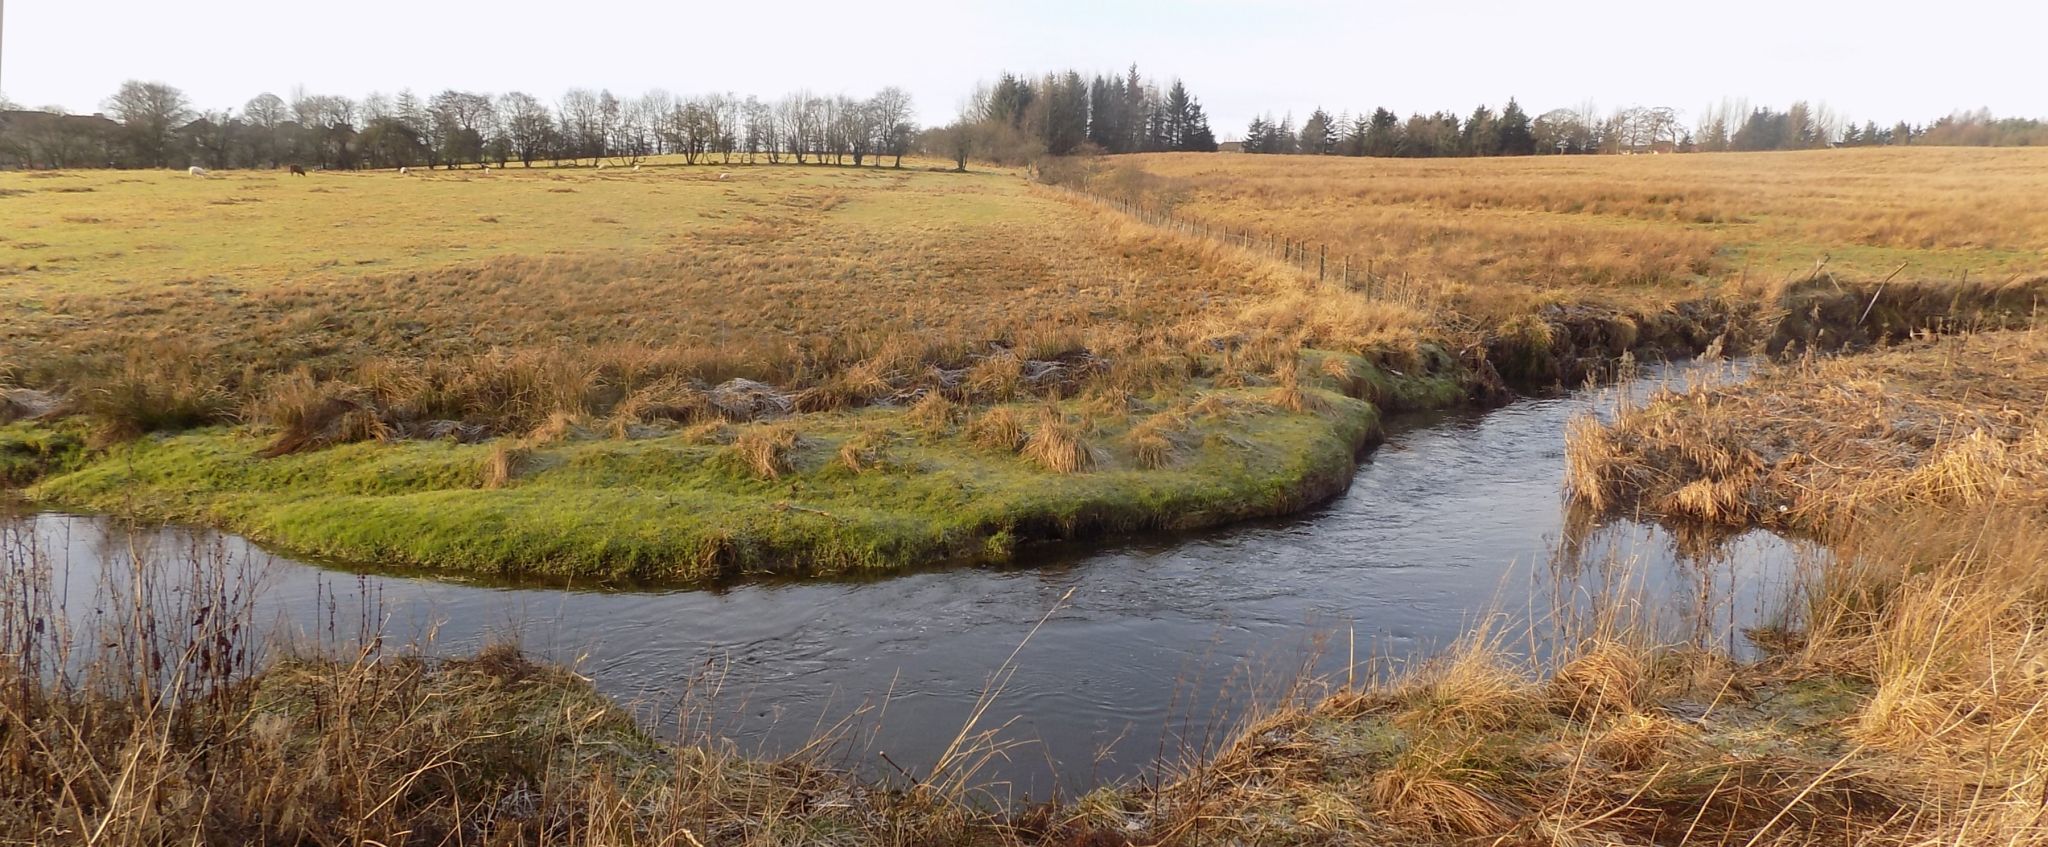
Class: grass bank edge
14,356,1462,583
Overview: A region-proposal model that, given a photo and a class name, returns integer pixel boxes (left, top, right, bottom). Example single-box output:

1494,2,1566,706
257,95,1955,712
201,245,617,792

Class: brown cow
289,164,308,176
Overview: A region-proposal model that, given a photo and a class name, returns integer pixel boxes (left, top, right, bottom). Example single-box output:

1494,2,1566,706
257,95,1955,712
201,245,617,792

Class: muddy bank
1476,275,2048,393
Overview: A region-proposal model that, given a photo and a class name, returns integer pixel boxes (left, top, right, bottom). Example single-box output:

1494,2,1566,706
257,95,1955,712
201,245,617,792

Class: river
5,360,1811,800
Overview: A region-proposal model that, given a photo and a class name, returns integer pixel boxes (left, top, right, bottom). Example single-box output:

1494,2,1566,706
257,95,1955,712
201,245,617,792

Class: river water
6,362,1811,800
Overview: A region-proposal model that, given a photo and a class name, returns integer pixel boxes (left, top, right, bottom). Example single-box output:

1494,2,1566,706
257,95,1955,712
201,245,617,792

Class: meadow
7,151,2048,579
1,160,1440,579
1071,147,2048,323
5,149,2048,844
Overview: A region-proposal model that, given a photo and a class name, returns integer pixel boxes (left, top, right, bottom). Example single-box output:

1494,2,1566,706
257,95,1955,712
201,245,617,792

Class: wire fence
1046,183,1426,304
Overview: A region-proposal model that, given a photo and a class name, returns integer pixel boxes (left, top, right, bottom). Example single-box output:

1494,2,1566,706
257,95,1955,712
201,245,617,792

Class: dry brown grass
906,390,960,436
3,166,1326,443
1117,332,2048,844
1082,148,2048,325
730,424,800,479
0,535,1028,847
1125,412,1185,470
967,406,1026,453
1568,330,2048,534
835,426,892,474
1021,407,1095,474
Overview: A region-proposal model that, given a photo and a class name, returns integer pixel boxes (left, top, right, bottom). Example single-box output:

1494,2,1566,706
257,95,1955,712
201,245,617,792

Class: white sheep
632,163,641,172
597,162,608,170
717,172,731,181
399,166,409,175
188,166,209,177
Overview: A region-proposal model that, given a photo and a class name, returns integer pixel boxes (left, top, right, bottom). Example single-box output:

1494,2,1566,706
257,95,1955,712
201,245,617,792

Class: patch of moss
0,420,92,486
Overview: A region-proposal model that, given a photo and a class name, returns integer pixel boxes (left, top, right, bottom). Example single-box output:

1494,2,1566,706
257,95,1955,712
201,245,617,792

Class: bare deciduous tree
104,80,192,168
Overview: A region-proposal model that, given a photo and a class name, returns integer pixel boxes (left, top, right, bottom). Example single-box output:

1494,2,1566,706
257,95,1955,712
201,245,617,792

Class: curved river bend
12,363,1809,799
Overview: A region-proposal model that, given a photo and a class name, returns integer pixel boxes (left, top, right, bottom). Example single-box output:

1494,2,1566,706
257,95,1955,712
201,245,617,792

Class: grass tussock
906,390,959,437
730,424,800,480
1125,412,1185,470
482,440,528,488
1021,407,1095,474
835,426,892,474
967,406,1026,453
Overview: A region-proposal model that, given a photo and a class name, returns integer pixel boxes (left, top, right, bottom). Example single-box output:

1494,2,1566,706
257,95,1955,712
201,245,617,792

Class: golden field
5,149,2048,845
2,149,2043,583
1077,147,2048,320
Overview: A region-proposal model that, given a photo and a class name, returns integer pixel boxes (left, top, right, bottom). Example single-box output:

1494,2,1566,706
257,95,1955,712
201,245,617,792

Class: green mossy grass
25,369,1416,583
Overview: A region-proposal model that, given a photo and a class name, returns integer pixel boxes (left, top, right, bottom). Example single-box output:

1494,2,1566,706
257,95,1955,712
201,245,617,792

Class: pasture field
1075,147,2048,322
3,150,2044,581
6,151,2048,845
0,160,1439,579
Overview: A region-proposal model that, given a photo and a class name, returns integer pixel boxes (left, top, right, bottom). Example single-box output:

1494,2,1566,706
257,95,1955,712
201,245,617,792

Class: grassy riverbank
6,152,2045,579
15,340,2044,844
27,379,1391,581
1088,330,2048,845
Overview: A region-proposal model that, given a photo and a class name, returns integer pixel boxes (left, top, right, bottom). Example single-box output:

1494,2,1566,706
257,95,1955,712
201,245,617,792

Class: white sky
3,0,2042,138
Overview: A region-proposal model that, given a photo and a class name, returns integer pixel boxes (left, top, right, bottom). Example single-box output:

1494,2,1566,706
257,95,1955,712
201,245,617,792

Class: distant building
1217,141,1245,153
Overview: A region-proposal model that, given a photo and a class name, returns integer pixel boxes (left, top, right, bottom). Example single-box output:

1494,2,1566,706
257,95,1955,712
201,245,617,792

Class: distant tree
982,74,1034,128
1496,98,1535,155
358,116,428,168
1162,80,1215,151
869,87,916,167
243,92,288,167
1243,116,1272,153
498,92,553,166
1362,108,1401,156
1461,104,1498,156
104,80,192,167
1533,108,1588,154
189,109,236,169
1786,101,1816,148
1299,108,1335,155
430,90,494,167
940,119,975,171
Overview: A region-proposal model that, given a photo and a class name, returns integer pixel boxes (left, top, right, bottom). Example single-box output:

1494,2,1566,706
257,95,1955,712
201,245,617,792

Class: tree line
1242,98,2048,158
961,67,1217,159
0,81,920,171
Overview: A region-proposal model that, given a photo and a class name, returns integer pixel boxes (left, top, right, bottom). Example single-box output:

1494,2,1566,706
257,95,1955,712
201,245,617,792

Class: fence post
1319,246,1327,282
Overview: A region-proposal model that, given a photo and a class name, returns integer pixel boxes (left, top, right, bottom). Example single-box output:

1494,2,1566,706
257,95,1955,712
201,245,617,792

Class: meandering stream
8,361,1812,799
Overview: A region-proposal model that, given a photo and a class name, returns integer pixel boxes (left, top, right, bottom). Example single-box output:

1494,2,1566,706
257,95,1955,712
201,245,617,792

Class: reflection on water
3,360,1813,799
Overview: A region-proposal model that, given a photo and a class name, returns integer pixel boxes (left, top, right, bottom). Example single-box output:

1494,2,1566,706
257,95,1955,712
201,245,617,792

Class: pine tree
1462,104,1498,156
1342,114,1369,156
1496,98,1535,155
1300,108,1335,155
1363,108,1401,157
1273,115,1299,154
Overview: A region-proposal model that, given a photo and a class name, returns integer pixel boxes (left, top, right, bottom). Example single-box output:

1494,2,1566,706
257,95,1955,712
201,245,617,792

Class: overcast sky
3,0,2042,138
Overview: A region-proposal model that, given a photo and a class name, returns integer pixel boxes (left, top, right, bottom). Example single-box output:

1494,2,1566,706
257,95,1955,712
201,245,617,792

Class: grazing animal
597,162,608,170
289,164,307,176
398,167,409,175
717,172,731,181
632,163,641,172
187,166,209,177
